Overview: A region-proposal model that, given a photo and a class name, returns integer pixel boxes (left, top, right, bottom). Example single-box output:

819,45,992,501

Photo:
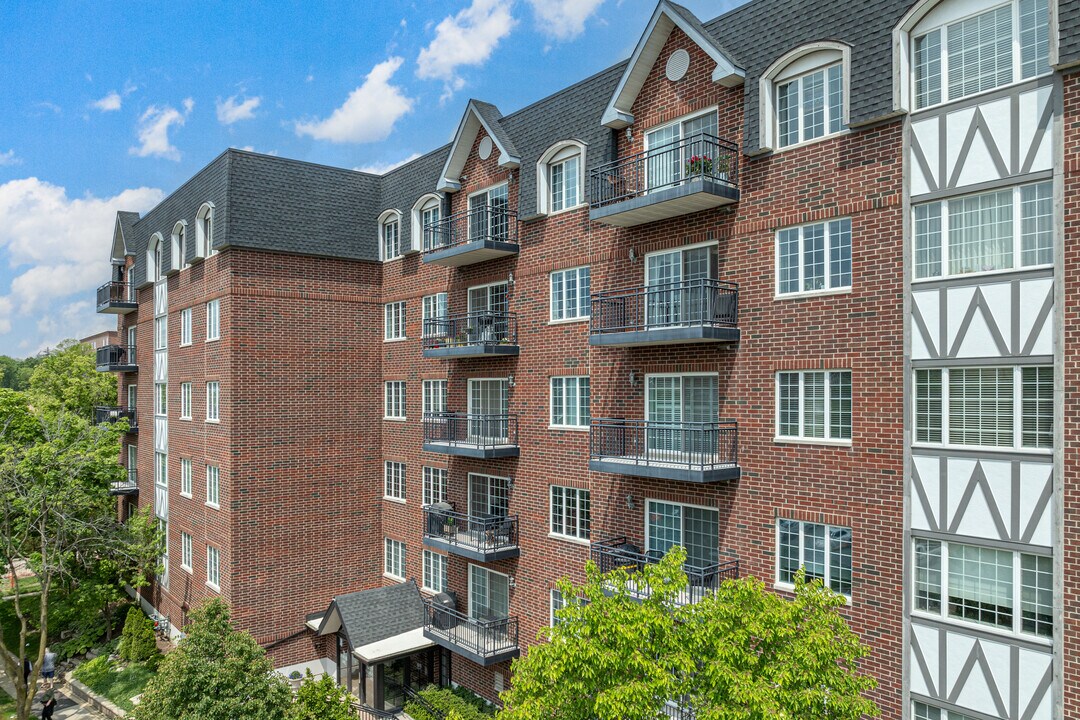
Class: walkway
1,670,107,720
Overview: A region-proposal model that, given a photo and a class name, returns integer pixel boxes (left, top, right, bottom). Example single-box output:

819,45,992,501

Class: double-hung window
422,550,447,593
549,151,581,212
914,181,1053,279
422,293,447,337
422,467,447,506
468,185,509,241
181,532,193,572
550,486,590,540
206,381,220,422
384,461,406,501
384,301,406,341
382,216,401,259
206,545,220,590
914,537,1052,638
180,308,192,346
180,382,192,420
646,500,719,570
384,538,406,580
384,381,406,420
777,219,852,295
777,63,844,147
914,366,1052,449
180,458,192,497
206,465,220,508
777,519,853,597
550,376,590,429
912,0,1050,110
155,382,167,417
206,300,220,341
776,370,852,442
154,316,167,350
550,266,590,321
422,379,447,416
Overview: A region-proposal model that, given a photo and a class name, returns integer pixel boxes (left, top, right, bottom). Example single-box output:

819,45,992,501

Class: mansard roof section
378,144,450,247
1056,0,1079,69
601,0,744,129
110,211,140,261
437,100,521,192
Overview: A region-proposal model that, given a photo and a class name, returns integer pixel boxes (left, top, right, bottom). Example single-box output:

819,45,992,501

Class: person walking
22,657,32,689
40,689,56,720
40,647,56,687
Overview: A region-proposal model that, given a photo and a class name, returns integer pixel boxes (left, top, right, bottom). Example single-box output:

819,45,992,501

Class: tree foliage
288,670,354,720
499,548,879,720
134,598,292,720
119,607,159,665
28,340,116,414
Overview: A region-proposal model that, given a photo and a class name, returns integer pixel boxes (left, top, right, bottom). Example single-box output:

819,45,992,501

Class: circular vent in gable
666,49,690,82
478,135,493,160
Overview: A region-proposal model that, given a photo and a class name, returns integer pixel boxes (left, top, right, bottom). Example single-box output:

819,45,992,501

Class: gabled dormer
97,211,140,314
437,100,520,193
600,0,744,130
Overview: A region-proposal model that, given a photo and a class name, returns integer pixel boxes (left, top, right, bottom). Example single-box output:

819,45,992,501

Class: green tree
499,548,878,720
134,598,292,720
289,670,354,720
119,606,159,664
28,339,116,414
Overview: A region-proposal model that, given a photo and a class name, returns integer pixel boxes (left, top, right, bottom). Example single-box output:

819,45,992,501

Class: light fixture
628,370,637,387
629,247,637,262
508,272,515,286
508,171,514,183
508,374,515,387
508,575,516,588
626,494,635,510
625,127,633,141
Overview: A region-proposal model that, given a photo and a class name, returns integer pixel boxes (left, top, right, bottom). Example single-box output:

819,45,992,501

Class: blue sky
0,0,743,357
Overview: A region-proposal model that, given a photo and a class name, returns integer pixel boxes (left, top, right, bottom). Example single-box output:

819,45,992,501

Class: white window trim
642,239,719,278
411,194,442,253
422,466,449,506
467,563,511,617
466,471,512,518
422,379,448,416
205,465,221,509
194,202,214,260
466,377,510,419
536,140,587,216
169,220,188,276
205,381,220,423
384,538,406,582
642,498,721,565
774,370,854,445
383,460,407,503
893,0,1056,114
180,382,192,421
180,532,193,573
421,549,448,594
179,458,193,498
774,218,853,298
759,42,851,153
206,300,221,342
379,209,405,262
466,182,510,203
773,519,853,602
548,485,591,542
384,381,407,421
384,301,407,342
422,293,448,337
644,107,718,151
146,233,164,283
548,265,591,323
206,545,221,591
549,376,590,430
179,308,192,347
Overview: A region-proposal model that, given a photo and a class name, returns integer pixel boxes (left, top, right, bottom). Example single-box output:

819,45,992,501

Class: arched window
760,42,850,151
195,203,215,259
170,221,188,274
411,194,443,253
147,233,164,282
379,209,403,261
536,140,586,216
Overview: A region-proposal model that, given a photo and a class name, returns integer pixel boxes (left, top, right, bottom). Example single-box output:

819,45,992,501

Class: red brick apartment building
93,0,1079,717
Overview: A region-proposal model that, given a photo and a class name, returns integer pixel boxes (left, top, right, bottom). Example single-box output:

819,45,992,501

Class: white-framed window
643,242,720,327
195,203,215,259
422,466,448,506
206,300,220,341
180,458,192,497
415,195,443,253
384,381,406,420
467,184,509,241
644,374,719,457
644,109,720,191
550,588,567,627
645,499,720,570
126,444,137,482
381,212,402,260
550,486,590,540
776,62,845,147
206,381,220,422
914,536,1051,639
549,266,590,321
171,221,188,272
384,538,406,580
468,472,510,519
422,379,447,416
777,519,853,597
181,532,193,572
911,0,1050,111
206,464,220,508
912,701,980,720
180,382,192,420
157,518,169,589
127,384,137,410
148,233,164,282
914,366,1052,450
206,545,220,590
468,564,510,621
155,382,167,417
422,550,448,593
154,316,167,350
422,293,448,337
155,451,167,488
776,218,852,295
776,370,852,442
550,376,590,429
914,181,1053,280
384,301,406,341
549,151,582,213
180,308,192,346
467,379,510,441
127,326,136,357
384,461,406,501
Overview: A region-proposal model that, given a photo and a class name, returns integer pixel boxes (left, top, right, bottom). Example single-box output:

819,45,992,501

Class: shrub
119,607,159,664
403,685,494,720
288,671,353,720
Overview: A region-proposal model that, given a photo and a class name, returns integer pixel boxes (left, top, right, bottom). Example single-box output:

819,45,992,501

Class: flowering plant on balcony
685,154,713,176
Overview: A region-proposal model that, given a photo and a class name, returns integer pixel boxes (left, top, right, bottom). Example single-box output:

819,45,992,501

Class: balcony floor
97,363,138,373
423,624,519,667
590,177,738,228
422,344,520,359
590,326,739,347
423,441,519,459
422,240,519,268
589,455,740,483
423,529,520,562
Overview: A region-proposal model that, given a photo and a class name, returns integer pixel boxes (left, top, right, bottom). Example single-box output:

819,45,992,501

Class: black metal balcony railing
422,312,517,350
424,602,519,661
110,469,139,496
423,412,518,449
423,206,518,254
94,406,138,432
96,280,136,312
96,344,137,371
423,506,519,557
590,419,737,473
591,536,739,605
590,132,739,209
590,279,738,336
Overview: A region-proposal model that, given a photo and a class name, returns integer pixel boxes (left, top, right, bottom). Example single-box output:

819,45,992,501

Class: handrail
591,536,739,605
96,280,134,307
96,344,137,368
422,506,519,554
423,205,518,253
589,419,737,472
423,412,518,449
424,601,519,659
423,311,517,349
590,278,738,335
94,406,138,431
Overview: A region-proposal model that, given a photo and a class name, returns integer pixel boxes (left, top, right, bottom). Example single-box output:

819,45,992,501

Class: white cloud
416,0,516,99
294,57,413,144
355,152,422,175
0,150,20,167
129,99,193,160
216,94,261,124
526,0,604,40
0,178,162,349
92,91,122,112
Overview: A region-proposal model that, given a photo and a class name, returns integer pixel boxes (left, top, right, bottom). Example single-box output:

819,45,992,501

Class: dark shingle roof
1060,1,1080,68
331,581,426,649
471,101,520,160
116,212,139,254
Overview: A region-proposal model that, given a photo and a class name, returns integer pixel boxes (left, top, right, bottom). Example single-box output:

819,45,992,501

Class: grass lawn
0,688,16,720
0,575,41,598
72,655,155,712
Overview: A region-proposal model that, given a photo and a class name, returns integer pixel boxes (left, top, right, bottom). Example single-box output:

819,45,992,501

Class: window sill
383,573,405,583
180,416,192,421
383,496,406,505
206,419,220,424
383,417,407,423
205,502,220,510
548,317,589,325
383,337,408,343
179,342,192,348
773,436,852,448
548,532,591,547
206,582,220,593
421,586,446,596
549,425,589,433
910,609,1052,647
911,442,1052,456
181,565,192,574
180,492,192,499
911,263,1054,285
774,287,852,301
770,128,851,155
548,203,587,217
774,581,851,605
382,256,405,264
206,337,220,343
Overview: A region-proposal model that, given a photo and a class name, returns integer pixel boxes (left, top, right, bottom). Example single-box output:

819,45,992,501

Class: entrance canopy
311,581,433,663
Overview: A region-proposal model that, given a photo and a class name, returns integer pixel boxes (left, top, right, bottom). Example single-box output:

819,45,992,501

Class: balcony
422,506,520,562
422,206,518,267
423,603,519,666
94,406,138,434
422,312,519,359
591,537,739,606
95,344,137,373
422,412,519,459
589,419,739,483
110,470,139,496
589,133,739,227
590,279,739,347
96,280,137,314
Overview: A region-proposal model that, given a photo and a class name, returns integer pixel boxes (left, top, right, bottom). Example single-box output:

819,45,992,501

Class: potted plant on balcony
685,154,713,177
442,516,457,537
288,670,303,691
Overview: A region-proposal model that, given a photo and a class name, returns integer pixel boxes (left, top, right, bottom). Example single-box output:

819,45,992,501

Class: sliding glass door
468,379,509,442
646,375,717,456
645,245,718,327
647,500,719,569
